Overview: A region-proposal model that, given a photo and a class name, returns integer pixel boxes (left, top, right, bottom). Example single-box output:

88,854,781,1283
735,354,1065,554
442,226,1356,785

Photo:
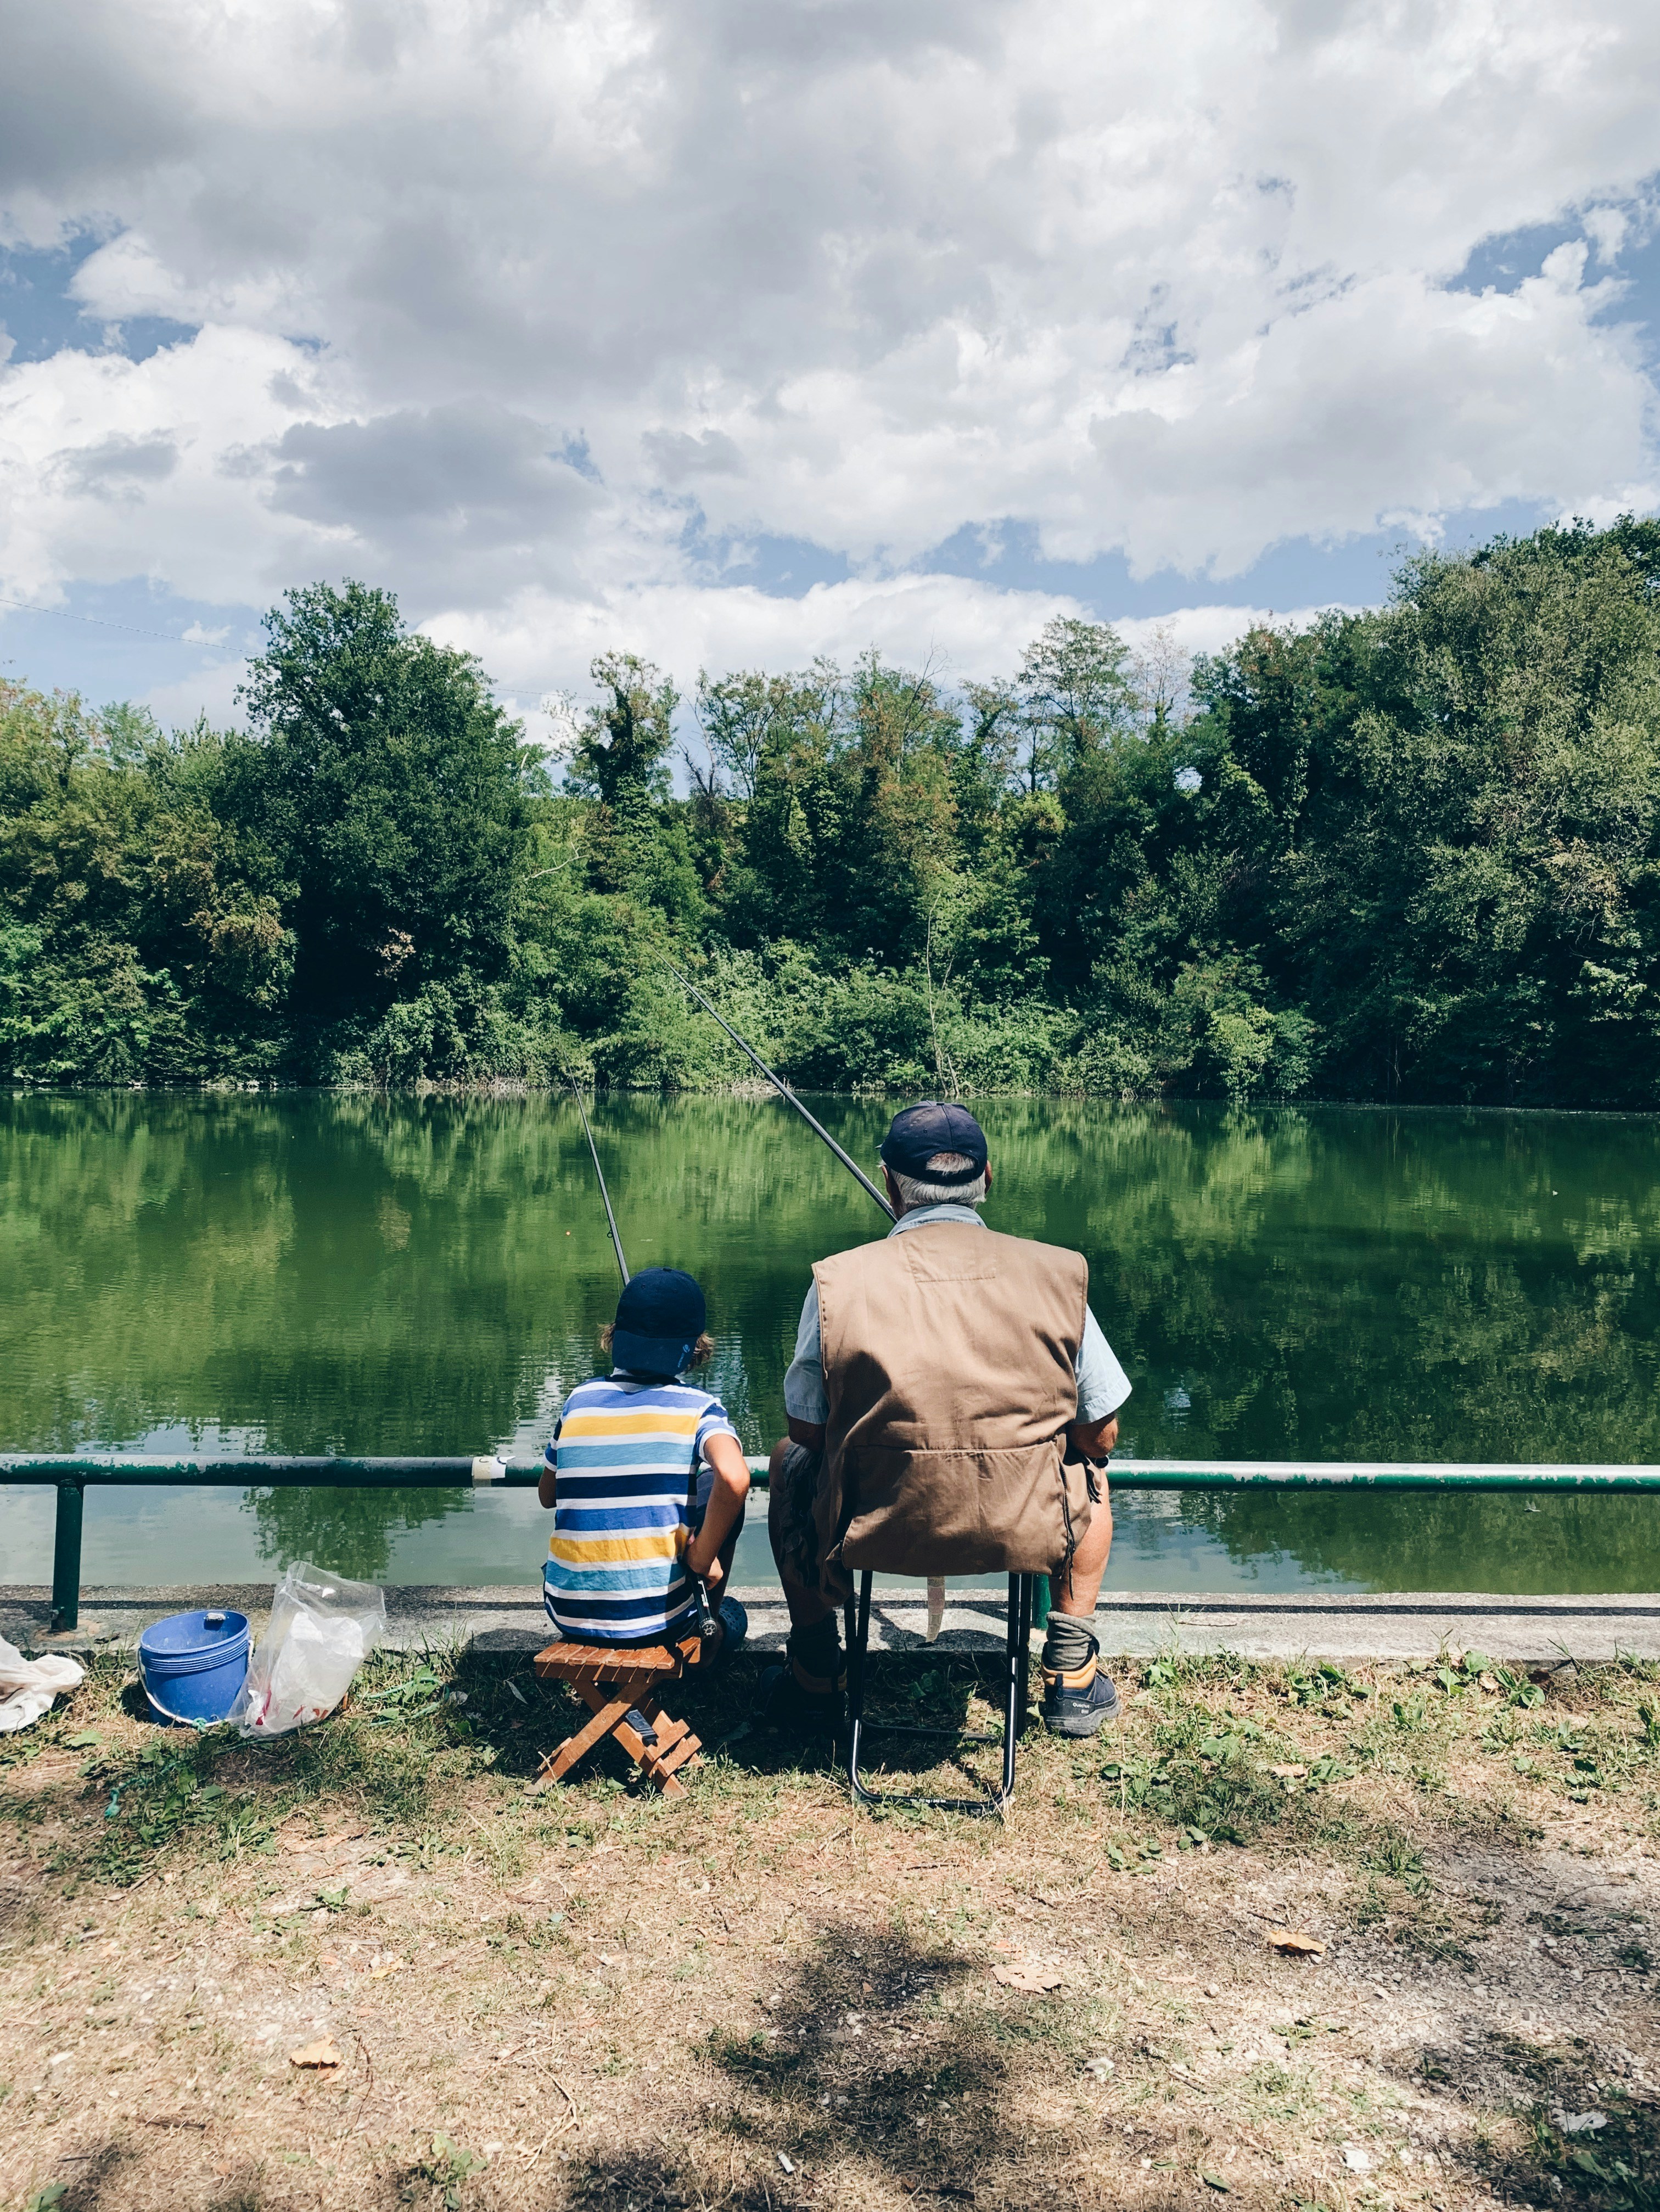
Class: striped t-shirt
543,1373,739,1644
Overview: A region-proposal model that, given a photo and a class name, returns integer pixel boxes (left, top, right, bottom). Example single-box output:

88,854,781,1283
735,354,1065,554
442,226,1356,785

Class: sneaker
756,1648,846,1733
700,1597,748,1675
1041,1652,1122,1737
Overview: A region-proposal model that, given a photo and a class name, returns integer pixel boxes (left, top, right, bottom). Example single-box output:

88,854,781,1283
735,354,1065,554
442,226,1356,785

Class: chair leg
845,1571,872,1805
612,1705,702,1795
845,1570,1023,1817
1017,1571,1034,1736
531,1681,641,1789
535,1672,704,1797
1001,1574,1023,1798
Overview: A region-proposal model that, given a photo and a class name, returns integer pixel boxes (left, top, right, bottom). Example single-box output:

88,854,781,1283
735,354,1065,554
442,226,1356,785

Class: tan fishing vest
811,1221,1095,1587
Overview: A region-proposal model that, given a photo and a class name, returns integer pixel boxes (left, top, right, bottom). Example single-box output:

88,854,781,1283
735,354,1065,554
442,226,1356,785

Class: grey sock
1043,1612,1098,1674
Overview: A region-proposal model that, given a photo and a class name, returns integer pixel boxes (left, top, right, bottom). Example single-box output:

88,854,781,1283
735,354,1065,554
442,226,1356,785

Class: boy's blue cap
612,1266,706,1376
879,1101,988,1183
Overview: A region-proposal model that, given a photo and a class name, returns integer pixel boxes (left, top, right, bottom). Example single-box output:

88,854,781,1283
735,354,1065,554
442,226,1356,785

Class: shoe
756,1648,846,1733
702,1597,748,1675
1041,1650,1122,1737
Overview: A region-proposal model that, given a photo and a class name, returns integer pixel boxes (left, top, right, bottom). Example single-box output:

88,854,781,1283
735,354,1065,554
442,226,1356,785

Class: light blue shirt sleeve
782,1281,829,1425
1076,1308,1132,1421
779,1273,1130,1426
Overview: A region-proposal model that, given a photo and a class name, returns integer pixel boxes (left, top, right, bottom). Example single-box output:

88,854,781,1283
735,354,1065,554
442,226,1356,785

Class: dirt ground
2,1640,1658,2212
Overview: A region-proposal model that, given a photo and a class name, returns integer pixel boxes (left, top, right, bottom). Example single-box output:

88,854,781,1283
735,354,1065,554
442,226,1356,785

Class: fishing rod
567,1075,629,1286
661,959,896,1222
564,1072,717,1650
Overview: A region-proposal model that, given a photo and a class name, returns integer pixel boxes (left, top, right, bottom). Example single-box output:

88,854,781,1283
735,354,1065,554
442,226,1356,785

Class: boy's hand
690,1548,726,1598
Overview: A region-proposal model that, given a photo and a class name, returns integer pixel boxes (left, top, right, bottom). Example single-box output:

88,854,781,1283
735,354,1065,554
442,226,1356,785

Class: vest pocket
837,1443,1083,1576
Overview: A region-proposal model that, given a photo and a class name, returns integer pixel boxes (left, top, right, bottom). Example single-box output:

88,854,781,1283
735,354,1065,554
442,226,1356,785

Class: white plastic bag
0,1635,83,1733
231,1562,386,1738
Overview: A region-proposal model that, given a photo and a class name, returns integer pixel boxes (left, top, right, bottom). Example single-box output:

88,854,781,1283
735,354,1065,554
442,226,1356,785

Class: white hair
890,1150,989,1210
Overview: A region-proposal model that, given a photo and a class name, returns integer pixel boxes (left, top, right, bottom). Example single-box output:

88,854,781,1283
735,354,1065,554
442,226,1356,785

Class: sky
1,0,1658,743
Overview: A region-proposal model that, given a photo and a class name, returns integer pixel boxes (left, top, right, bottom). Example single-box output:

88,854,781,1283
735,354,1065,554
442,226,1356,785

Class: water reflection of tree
7,1091,1660,1594
1170,1489,1660,1598
245,1485,464,1581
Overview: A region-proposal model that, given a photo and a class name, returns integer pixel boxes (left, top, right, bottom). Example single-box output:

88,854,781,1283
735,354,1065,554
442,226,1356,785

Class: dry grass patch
2,1642,1658,2212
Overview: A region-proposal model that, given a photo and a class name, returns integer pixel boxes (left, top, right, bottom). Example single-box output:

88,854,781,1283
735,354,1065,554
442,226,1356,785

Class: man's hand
1068,1411,1119,1463
787,1416,826,1452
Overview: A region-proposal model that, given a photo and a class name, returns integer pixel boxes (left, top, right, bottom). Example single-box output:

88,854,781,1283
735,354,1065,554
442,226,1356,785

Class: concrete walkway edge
7,1584,1660,1663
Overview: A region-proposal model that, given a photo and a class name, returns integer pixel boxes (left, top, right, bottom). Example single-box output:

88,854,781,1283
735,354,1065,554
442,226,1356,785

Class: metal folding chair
843,1570,1034,1816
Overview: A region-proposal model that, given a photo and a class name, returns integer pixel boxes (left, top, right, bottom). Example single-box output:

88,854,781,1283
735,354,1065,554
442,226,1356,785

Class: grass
2,1642,1659,2210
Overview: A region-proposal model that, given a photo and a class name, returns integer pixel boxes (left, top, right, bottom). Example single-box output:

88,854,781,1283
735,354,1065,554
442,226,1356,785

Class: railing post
51,1481,84,1633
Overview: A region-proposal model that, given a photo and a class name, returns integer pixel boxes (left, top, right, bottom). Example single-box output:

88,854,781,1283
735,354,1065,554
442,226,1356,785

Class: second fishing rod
663,959,896,1222
565,1074,718,1645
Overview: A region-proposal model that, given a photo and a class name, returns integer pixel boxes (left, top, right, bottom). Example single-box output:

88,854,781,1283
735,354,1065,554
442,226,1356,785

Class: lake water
3,1092,1659,1597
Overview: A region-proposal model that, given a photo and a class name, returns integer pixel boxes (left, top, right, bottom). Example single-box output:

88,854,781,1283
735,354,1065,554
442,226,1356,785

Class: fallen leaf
1201,2171,1231,2191
1561,2112,1608,2136
1267,1764,1307,1780
319,1953,340,1969
288,2037,343,2069
993,1963,1064,1992
368,1960,403,1980
1268,1930,1326,1957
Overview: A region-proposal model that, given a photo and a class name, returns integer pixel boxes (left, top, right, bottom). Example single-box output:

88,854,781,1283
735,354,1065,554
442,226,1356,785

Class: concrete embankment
7,1582,1660,1663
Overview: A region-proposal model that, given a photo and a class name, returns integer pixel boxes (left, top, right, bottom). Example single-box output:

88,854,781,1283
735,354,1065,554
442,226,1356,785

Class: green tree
1016,615,1139,789
1233,524,1660,1102
238,580,535,1024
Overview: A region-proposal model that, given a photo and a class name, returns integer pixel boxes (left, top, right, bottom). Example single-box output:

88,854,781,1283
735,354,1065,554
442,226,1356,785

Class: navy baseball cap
879,1101,989,1184
612,1266,706,1376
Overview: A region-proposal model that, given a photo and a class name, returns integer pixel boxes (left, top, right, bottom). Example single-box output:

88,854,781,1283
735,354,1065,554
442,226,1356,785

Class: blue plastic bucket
138,1609,250,1727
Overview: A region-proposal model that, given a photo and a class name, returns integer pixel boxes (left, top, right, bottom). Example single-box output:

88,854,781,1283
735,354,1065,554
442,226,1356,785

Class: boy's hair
599,1321,715,1370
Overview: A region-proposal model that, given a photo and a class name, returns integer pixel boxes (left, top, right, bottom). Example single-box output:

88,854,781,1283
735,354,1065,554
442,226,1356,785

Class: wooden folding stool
530,1632,707,1796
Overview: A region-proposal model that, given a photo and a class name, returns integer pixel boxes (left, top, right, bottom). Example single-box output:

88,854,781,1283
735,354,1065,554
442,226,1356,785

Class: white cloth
0,1634,83,1733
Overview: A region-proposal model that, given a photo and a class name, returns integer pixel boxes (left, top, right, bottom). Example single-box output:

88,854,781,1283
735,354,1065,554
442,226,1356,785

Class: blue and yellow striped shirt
543,1374,738,1644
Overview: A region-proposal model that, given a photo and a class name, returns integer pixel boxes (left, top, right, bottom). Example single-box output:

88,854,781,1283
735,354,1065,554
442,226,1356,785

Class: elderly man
760,1100,1131,1737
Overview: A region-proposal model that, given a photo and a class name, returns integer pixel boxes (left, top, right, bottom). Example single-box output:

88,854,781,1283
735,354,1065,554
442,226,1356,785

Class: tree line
3,514,1658,1104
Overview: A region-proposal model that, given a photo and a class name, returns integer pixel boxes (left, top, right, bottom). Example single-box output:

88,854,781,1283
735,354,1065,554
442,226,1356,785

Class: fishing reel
693,1576,720,1642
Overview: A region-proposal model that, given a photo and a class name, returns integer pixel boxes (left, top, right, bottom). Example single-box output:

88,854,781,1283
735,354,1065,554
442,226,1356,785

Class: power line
0,592,219,644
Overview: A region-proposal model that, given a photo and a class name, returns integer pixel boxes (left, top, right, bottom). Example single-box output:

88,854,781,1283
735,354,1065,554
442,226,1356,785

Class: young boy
540,1266,750,1659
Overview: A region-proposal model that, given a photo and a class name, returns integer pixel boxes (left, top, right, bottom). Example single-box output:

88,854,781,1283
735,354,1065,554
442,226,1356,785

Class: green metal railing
6,1454,1660,1635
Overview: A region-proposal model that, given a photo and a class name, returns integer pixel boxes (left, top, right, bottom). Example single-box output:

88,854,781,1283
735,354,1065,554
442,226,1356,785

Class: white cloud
2,0,1658,668
429,573,1097,700
430,580,1355,709
141,654,248,729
